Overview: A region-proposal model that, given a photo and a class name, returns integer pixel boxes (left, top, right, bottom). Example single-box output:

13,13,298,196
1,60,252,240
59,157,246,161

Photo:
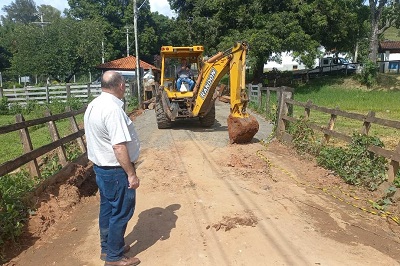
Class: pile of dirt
27,164,97,236
4,162,98,261
207,210,259,232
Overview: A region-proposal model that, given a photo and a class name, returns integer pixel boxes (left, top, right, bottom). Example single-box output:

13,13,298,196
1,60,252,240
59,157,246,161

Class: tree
0,23,14,74
1,0,38,24
368,0,400,62
0,46,12,71
37,5,62,22
67,0,134,59
168,0,368,81
67,0,177,66
10,18,105,82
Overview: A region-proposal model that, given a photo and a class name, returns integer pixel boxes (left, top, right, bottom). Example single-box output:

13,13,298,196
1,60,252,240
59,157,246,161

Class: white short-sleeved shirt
84,92,140,166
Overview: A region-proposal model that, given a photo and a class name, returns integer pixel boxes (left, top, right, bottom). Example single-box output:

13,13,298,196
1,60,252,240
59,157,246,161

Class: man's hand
128,175,140,189
113,143,140,189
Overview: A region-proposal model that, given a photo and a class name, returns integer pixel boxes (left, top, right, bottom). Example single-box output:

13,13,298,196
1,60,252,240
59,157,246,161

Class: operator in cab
176,58,195,92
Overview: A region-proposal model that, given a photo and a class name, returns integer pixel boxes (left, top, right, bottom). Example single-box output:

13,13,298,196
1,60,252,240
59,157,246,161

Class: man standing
84,71,141,266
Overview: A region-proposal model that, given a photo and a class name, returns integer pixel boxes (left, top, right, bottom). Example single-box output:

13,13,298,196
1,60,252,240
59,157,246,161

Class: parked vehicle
309,57,356,74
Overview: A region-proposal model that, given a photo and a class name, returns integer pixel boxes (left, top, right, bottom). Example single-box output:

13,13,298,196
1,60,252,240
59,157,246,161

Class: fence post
16,114,41,178
323,109,338,144
276,89,293,139
388,142,400,183
24,86,28,101
257,83,262,109
66,84,71,99
304,100,312,119
130,82,137,100
87,83,91,99
266,87,271,119
46,84,50,103
45,109,68,167
0,87,3,98
283,86,294,116
361,111,375,135
66,106,87,153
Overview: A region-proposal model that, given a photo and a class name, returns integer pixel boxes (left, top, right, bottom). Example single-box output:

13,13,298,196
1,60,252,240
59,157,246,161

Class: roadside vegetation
0,96,139,261
250,73,400,212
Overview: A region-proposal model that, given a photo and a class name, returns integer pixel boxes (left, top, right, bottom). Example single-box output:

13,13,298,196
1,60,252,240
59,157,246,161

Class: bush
288,118,321,156
358,60,378,88
286,120,388,191
0,97,9,115
8,102,23,115
66,96,84,110
3,82,23,90
23,100,44,115
0,171,36,250
317,134,387,191
46,98,66,114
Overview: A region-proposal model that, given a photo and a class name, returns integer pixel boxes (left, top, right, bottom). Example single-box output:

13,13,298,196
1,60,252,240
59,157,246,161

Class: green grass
384,27,400,41
294,81,400,120
0,114,84,165
255,75,400,149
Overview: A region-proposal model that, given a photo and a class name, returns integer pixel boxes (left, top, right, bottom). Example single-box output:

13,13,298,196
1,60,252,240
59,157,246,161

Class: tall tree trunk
368,0,387,63
252,59,265,83
369,21,380,63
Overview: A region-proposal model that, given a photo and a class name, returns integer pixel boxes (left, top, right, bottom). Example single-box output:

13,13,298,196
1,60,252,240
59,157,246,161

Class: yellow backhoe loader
155,41,259,143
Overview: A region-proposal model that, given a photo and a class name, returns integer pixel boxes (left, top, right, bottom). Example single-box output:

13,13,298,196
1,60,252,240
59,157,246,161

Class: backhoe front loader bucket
227,114,259,144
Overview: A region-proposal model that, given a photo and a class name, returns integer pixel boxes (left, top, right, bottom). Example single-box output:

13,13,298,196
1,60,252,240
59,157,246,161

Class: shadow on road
170,118,228,132
125,204,181,255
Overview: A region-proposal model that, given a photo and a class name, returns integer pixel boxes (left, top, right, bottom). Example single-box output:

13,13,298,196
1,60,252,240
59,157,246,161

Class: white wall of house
380,52,400,73
263,52,308,71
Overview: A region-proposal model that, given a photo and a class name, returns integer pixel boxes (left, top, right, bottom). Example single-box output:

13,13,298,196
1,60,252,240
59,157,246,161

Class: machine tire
199,103,215,127
155,99,172,129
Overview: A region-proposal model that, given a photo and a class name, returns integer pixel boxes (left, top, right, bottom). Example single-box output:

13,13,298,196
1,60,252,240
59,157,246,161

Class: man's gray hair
101,71,125,90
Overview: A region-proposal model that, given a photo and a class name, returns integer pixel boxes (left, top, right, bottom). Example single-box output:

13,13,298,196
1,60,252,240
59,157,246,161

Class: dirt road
6,101,400,266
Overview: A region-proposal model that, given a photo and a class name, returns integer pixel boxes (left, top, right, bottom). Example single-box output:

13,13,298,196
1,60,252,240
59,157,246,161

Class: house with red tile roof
379,41,400,73
96,55,159,71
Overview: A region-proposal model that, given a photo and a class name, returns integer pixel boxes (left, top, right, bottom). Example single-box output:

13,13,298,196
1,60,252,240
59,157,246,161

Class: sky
0,0,175,18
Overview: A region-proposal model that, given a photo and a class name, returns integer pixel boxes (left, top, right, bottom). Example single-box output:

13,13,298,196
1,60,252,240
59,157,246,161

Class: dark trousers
94,165,136,261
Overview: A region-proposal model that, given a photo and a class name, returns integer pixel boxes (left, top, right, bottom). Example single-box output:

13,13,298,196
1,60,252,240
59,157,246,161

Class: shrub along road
5,101,400,265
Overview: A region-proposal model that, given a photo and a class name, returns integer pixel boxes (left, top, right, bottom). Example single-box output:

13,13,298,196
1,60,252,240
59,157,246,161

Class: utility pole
33,13,50,31
133,0,141,106
102,41,105,64
125,27,131,56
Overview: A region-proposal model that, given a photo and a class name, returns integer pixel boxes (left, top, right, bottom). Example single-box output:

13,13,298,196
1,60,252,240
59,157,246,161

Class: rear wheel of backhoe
155,99,172,129
199,103,215,127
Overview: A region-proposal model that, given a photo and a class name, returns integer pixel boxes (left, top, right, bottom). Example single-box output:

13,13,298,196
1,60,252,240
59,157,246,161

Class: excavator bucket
227,114,259,144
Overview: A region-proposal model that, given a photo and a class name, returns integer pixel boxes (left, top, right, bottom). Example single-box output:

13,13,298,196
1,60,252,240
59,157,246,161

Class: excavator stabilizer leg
227,115,259,144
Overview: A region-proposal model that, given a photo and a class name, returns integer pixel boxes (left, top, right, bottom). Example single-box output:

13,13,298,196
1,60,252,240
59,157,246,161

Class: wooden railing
248,83,294,119
0,83,134,105
0,107,87,178
277,96,400,183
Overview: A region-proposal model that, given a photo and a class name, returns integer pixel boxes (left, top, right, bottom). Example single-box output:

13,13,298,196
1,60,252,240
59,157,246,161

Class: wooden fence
276,95,400,183
0,83,135,105
0,107,87,178
248,83,294,119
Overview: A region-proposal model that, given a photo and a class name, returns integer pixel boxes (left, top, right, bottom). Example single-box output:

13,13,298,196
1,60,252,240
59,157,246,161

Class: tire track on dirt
169,128,310,265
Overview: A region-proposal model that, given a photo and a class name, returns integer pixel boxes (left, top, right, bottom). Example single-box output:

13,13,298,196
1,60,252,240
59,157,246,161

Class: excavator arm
192,42,259,143
192,42,247,117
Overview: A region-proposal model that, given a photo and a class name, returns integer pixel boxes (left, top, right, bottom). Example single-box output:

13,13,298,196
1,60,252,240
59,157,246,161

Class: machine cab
160,45,204,98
